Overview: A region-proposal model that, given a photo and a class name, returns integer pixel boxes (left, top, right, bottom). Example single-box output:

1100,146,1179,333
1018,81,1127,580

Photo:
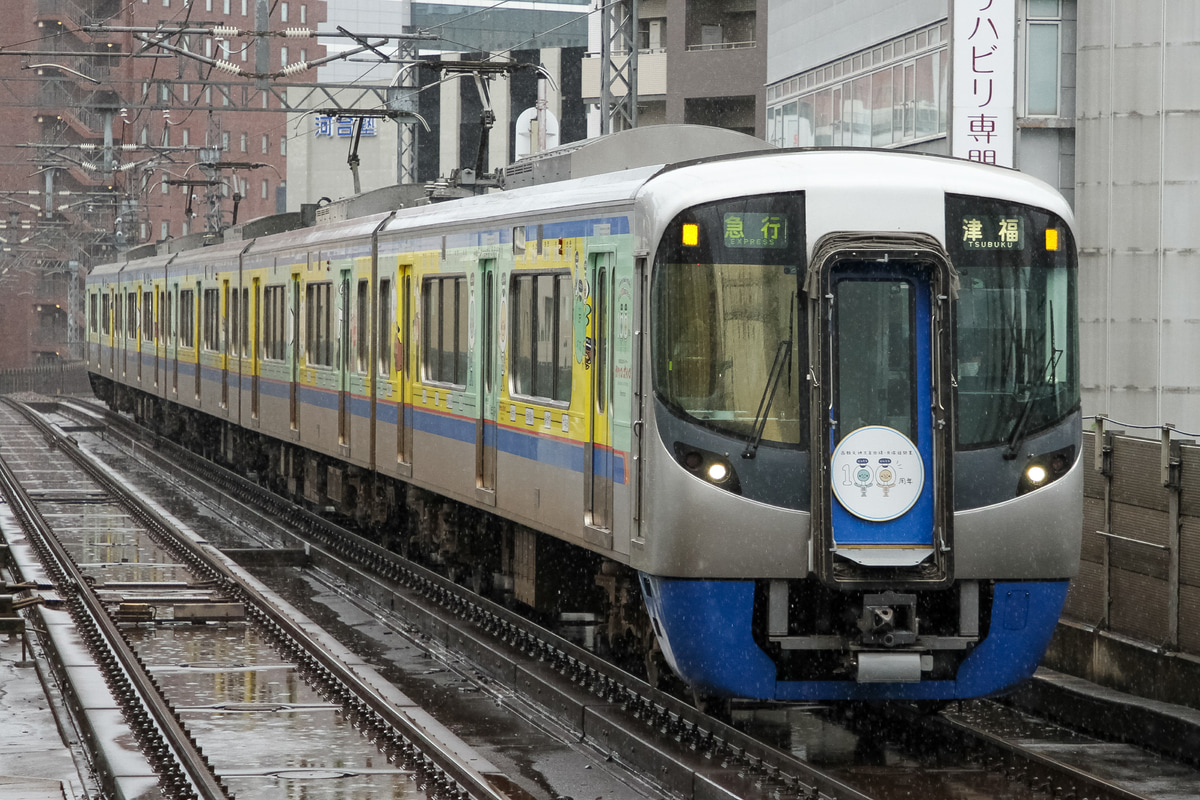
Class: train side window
262,285,286,360
510,271,572,404
230,286,239,355
101,294,110,335
203,287,221,352
378,279,392,373
240,288,249,357
356,279,369,373
127,291,138,339
89,293,98,334
421,275,467,386
142,291,153,342
306,281,333,367
179,289,195,348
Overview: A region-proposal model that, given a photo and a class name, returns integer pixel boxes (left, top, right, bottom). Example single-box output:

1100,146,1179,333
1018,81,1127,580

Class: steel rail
21,398,513,800
0,400,231,800
57,397,873,800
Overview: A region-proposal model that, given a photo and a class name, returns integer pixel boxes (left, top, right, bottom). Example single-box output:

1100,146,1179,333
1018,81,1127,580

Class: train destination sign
723,212,788,249
961,214,1024,250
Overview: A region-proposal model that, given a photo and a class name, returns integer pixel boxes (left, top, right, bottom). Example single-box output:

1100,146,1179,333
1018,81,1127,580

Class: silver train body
87,147,1082,701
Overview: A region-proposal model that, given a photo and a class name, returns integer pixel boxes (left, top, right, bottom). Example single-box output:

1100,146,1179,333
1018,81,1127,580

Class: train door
338,269,352,447
136,283,144,382
290,273,301,430
476,259,498,504
222,279,230,409
171,284,179,393
809,242,954,589
397,264,414,471
193,282,202,401
586,252,614,532
252,277,260,420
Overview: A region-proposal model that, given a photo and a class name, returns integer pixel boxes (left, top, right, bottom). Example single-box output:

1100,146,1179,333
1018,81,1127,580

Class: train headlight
673,442,741,494
1016,445,1075,496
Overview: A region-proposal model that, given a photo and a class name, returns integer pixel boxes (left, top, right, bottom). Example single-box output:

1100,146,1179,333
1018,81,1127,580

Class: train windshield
651,193,806,448
948,194,1080,448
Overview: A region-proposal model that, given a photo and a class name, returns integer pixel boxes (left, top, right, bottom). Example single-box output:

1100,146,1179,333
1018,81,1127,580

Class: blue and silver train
87,129,1081,702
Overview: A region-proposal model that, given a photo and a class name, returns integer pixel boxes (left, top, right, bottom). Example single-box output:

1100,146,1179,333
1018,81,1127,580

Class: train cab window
203,288,221,352
422,275,467,386
947,195,1079,448
378,279,392,374
652,193,807,448
263,285,286,360
179,288,195,348
306,281,333,367
509,272,572,404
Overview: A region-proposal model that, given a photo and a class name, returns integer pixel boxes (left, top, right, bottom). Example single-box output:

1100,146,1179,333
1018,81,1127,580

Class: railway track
36,396,1198,800
0,396,515,800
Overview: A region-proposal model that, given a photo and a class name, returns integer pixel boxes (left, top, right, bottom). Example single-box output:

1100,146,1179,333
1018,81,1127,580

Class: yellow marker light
1045,228,1059,251
682,223,699,247
706,461,729,483
1026,464,1048,485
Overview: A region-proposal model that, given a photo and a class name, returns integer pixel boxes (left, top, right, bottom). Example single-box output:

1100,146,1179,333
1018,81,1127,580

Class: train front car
634,150,1082,702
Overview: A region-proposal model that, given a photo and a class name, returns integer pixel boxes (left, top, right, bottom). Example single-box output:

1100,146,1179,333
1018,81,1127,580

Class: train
85,127,1082,703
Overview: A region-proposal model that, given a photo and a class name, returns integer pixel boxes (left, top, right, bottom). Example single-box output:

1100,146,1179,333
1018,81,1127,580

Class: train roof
89,138,1075,277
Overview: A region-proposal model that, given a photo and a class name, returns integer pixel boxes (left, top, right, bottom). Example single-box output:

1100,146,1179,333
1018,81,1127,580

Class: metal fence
1065,423,1200,657
0,362,92,396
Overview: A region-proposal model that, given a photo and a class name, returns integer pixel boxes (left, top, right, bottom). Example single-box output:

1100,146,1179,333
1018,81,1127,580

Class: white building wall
768,0,947,83
1076,1,1200,433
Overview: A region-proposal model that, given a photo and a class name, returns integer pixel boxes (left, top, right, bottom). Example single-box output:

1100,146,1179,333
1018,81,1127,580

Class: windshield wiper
742,338,793,459
1003,347,1062,460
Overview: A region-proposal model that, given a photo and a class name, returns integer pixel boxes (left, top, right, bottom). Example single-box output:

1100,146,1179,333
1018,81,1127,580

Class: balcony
581,51,668,102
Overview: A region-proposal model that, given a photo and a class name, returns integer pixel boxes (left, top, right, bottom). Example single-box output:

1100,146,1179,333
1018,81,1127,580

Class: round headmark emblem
830,426,924,521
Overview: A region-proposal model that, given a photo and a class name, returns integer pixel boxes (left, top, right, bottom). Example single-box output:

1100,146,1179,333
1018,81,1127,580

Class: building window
1026,0,1061,116
240,132,247,152
161,220,169,240
261,179,269,199
261,133,269,154
281,135,287,156
223,0,230,13
222,131,230,150
281,46,288,67
765,21,947,148
300,5,306,24
182,128,190,146
281,2,289,22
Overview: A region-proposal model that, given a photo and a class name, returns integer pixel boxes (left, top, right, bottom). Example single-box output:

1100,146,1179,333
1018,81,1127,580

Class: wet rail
49,396,1200,800
0,396,513,800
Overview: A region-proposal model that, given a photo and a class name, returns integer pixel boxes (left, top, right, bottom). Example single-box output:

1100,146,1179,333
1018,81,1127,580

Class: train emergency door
586,252,614,533
809,242,954,589
476,259,498,504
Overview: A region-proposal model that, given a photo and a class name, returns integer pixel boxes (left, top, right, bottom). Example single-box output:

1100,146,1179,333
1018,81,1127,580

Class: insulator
280,61,309,76
213,60,242,75
212,26,240,37
284,27,313,38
